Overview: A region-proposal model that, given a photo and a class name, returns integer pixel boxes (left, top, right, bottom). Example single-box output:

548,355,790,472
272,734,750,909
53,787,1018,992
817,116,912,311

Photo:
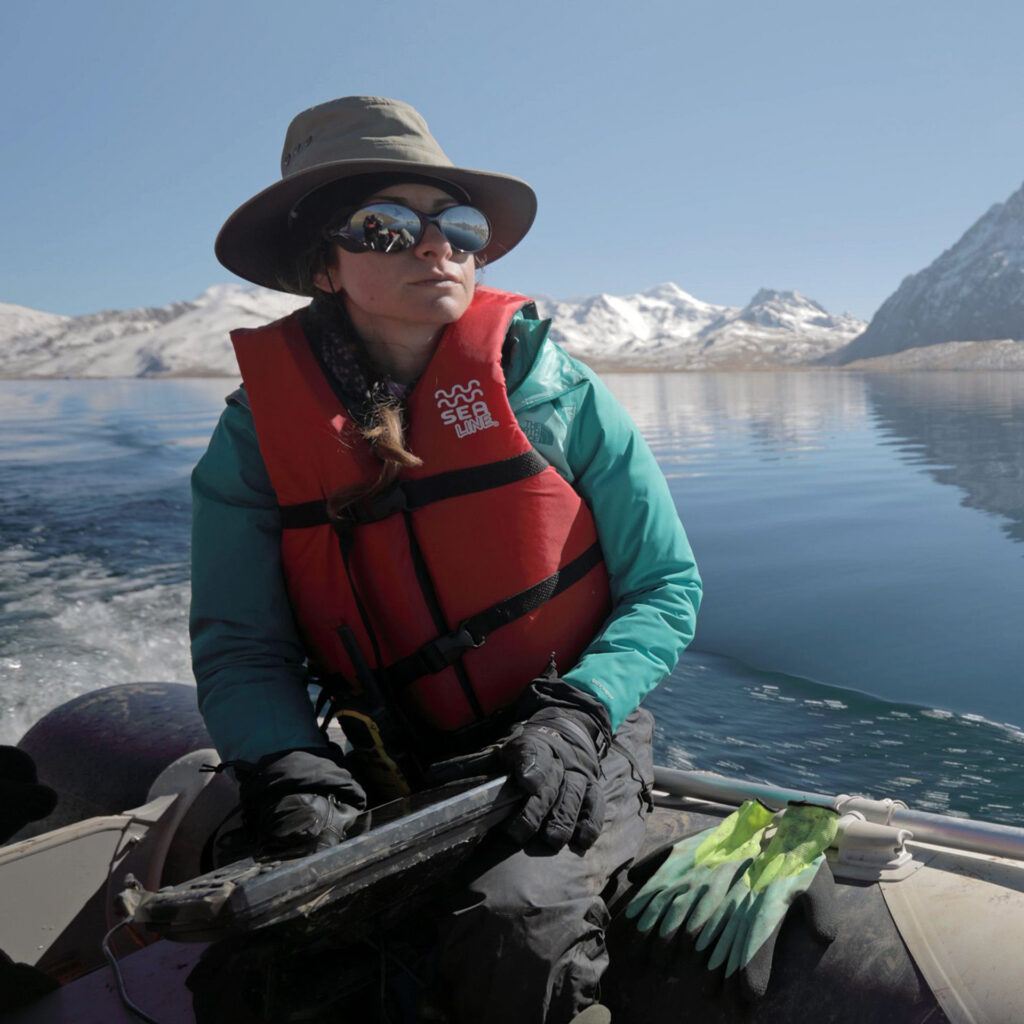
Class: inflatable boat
2,682,1023,1023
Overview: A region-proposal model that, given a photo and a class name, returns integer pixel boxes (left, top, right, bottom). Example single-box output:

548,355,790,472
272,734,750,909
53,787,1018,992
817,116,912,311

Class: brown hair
326,397,422,522
291,224,424,521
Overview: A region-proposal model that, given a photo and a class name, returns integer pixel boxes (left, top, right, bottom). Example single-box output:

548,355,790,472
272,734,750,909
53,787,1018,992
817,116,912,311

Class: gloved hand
499,677,611,854
236,747,368,860
695,802,840,1000
625,800,775,945
0,746,57,843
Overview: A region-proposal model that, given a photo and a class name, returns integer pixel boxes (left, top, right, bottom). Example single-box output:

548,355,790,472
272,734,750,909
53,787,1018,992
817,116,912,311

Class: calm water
1,373,1022,824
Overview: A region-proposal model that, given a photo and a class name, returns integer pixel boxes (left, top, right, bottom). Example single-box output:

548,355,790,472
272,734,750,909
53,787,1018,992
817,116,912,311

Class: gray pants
434,709,654,1024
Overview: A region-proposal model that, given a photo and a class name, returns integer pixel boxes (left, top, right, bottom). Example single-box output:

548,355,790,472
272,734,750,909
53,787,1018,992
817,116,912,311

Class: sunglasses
326,202,491,255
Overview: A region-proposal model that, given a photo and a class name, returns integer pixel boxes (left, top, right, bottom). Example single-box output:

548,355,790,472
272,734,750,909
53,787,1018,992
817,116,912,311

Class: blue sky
3,0,1023,319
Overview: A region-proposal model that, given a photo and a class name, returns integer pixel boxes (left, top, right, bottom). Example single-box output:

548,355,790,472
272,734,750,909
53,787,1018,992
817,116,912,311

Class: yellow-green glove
696,802,840,999
625,800,775,944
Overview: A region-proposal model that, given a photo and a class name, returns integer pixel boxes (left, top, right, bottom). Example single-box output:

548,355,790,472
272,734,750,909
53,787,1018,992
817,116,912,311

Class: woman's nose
414,221,453,259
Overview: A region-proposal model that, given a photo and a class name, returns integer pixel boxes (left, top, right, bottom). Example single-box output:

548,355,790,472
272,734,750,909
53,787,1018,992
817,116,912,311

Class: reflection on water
603,370,1024,735
606,370,1024,550
600,370,1024,823
864,373,1024,545
605,372,869,462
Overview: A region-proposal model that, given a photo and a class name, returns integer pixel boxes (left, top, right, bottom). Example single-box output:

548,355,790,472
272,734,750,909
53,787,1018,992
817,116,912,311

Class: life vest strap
278,449,549,529
385,541,605,690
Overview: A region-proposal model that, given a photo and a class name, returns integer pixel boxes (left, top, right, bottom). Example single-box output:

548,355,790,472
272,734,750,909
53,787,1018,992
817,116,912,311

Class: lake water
1,372,1022,825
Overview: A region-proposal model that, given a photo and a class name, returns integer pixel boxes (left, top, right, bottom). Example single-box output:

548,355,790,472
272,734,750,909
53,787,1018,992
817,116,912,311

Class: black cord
101,919,165,1024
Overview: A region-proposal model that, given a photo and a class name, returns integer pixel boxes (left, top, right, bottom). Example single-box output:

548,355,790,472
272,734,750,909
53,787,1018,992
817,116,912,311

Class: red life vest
232,286,611,742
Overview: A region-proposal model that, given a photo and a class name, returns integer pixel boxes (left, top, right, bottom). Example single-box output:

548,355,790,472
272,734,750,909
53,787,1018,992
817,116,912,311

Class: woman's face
315,182,476,338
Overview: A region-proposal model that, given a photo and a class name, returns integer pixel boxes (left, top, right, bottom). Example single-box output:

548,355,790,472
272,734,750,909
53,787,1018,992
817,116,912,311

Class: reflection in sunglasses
332,203,491,255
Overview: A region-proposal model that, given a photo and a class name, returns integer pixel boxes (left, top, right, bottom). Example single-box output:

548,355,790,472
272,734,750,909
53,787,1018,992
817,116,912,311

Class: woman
192,96,701,1024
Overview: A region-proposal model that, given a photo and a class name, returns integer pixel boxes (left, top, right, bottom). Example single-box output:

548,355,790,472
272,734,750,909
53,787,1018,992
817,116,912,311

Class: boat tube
2,682,1023,1023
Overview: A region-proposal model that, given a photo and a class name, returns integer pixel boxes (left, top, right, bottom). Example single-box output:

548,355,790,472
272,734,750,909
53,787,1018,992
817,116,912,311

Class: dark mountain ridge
835,181,1024,364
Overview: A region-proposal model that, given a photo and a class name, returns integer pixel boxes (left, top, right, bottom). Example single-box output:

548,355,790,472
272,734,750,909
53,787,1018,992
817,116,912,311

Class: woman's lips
410,274,461,286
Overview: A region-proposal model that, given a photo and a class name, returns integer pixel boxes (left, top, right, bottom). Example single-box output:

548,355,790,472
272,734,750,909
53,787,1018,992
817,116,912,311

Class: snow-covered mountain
0,283,863,378
835,180,1024,364
0,302,71,348
535,284,863,369
688,289,864,368
535,283,728,365
0,286,305,378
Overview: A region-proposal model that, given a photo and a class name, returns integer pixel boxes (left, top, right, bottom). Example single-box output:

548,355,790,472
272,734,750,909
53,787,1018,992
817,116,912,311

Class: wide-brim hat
215,96,537,294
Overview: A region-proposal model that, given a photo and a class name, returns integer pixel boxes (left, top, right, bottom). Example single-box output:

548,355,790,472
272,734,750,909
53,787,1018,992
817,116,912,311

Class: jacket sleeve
511,336,702,732
190,393,329,763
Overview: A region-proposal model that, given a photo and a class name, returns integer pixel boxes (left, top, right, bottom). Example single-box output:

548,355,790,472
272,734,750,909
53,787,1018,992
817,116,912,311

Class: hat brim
215,159,537,294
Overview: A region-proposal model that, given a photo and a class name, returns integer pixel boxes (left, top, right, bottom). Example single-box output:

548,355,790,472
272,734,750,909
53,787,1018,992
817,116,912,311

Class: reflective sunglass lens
437,206,491,253
347,204,420,253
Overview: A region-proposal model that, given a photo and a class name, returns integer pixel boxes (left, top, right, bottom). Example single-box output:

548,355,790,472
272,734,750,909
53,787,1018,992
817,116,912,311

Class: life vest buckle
346,485,409,526
421,621,487,675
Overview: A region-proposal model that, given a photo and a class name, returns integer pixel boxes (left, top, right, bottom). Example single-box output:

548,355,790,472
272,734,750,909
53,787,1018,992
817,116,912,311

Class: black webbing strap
326,532,428,765
279,498,335,530
278,449,549,530
384,541,604,690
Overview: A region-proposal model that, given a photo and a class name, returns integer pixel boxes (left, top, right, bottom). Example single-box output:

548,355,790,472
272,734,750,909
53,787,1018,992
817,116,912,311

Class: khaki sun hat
215,96,537,294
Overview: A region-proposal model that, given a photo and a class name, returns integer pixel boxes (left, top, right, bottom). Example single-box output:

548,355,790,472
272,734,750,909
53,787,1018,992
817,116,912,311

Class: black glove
0,746,57,844
500,677,611,854
236,747,367,860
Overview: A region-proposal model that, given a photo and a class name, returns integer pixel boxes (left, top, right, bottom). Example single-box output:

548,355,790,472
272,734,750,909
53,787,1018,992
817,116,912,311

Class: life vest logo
435,380,499,438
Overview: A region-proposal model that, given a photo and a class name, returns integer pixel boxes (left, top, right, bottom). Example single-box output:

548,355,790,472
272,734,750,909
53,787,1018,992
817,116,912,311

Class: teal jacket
190,311,701,763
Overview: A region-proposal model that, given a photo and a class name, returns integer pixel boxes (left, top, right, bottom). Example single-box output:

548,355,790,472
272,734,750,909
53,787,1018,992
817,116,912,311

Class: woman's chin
406,290,474,324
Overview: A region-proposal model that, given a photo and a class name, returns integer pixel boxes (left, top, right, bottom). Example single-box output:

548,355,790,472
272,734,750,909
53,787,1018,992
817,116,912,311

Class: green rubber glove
625,800,775,944
696,802,840,1000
